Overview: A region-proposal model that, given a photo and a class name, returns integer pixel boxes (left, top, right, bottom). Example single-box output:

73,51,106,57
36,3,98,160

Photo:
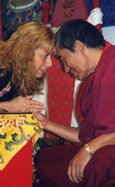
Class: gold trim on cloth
0,113,43,170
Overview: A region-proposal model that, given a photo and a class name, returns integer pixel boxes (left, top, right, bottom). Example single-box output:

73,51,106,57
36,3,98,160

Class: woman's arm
0,101,9,112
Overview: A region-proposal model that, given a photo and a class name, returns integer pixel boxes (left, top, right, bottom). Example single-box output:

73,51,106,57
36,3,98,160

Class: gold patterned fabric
0,113,42,170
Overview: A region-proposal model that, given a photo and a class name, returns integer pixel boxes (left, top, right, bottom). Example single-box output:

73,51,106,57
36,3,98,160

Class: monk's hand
32,112,48,128
67,147,92,183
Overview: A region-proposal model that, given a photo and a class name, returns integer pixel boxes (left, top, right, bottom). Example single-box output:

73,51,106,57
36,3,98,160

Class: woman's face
33,48,52,78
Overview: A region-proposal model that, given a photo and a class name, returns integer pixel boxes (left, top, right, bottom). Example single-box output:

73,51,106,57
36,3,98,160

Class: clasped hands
7,95,45,113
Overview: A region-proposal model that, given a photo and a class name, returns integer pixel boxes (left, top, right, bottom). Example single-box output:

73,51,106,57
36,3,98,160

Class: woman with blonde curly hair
0,21,54,113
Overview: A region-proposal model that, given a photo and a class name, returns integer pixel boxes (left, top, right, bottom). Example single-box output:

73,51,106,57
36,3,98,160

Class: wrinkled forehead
55,43,63,57
55,43,70,59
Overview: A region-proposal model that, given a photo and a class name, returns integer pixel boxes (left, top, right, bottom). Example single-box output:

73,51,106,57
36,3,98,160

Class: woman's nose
46,56,52,67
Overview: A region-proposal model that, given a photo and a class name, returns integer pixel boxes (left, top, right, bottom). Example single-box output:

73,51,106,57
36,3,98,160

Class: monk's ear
74,40,85,54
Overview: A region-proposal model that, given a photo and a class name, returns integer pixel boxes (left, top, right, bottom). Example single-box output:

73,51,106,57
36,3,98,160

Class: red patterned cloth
93,0,100,9
42,1,50,24
46,57,74,138
50,0,88,27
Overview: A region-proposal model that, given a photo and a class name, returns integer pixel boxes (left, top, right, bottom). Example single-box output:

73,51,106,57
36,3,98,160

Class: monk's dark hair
54,19,105,52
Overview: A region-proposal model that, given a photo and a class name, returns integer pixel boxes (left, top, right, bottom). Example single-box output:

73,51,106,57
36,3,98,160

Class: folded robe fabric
0,113,42,170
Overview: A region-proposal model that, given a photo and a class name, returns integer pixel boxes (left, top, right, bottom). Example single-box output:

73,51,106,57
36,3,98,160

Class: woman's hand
67,147,92,183
6,96,45,113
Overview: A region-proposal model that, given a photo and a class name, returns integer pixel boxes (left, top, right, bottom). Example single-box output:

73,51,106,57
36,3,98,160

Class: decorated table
0,113,42,187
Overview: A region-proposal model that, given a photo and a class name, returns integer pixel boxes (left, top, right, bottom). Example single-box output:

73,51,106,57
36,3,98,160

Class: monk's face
55,43,91,81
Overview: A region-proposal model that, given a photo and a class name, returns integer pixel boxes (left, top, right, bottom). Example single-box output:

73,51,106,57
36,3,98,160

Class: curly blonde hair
0,22,54,96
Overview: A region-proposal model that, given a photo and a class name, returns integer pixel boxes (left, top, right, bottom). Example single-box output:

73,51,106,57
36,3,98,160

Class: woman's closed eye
42,53,51,61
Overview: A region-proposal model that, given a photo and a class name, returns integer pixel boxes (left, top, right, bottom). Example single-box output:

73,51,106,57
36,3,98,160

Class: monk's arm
44,119,80,143
86,132,115,154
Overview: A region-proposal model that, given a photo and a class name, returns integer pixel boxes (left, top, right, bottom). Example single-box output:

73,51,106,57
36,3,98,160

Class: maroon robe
35,43,115,187
78,42,115,143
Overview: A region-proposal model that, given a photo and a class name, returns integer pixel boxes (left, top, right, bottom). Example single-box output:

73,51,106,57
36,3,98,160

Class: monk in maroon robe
33,19,115,187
